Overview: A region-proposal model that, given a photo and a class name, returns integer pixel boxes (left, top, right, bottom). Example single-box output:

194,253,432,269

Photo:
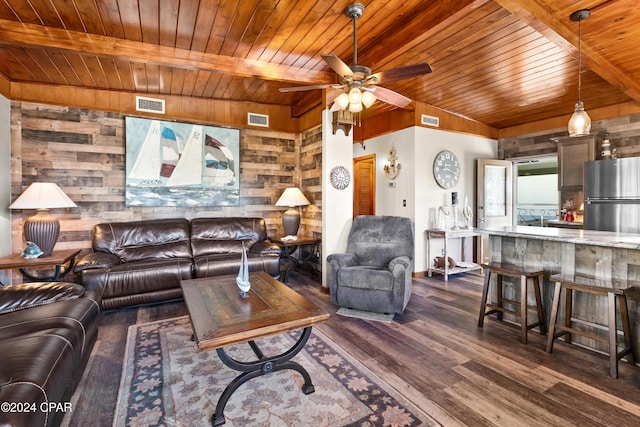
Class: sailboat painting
125,117,240,206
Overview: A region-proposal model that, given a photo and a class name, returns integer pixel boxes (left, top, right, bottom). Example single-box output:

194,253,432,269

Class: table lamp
9,182,77,256
275,187,310,237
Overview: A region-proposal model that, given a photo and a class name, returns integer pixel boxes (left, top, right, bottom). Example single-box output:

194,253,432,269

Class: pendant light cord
577,19,582,103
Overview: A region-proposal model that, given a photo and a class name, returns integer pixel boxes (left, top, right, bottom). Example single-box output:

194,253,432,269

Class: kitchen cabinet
556,135,597,190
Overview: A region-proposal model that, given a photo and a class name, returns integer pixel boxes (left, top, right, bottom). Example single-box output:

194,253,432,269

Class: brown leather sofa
75,217,282,310
0,282,101,427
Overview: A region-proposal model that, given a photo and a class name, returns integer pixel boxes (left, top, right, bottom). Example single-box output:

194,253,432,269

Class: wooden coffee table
180,271,330,426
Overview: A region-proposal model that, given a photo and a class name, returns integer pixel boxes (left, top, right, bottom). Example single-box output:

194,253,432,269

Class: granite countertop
477,225,640,250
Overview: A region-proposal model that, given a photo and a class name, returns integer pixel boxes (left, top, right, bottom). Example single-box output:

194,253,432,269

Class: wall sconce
332,110,354,136
383,145,401,180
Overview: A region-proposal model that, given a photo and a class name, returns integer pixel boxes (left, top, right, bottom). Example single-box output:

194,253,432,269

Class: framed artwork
125,117,240,206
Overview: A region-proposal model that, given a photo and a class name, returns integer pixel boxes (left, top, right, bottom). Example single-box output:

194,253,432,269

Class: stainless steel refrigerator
584,157,640,233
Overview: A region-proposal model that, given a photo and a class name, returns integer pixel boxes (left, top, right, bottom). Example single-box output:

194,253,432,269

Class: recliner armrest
327,252,359,267
388,256,411,271
74,252,121,273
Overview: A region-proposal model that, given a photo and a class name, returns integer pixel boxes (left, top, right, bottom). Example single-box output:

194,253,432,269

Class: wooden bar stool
546,274,636,378
478,262,546,344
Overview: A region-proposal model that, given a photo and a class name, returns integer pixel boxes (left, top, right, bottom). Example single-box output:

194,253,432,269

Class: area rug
113,316,438,427
336,307,395,323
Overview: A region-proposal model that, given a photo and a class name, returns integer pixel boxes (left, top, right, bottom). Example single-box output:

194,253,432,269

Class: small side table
0,249,81,283
426,228,482,281
272,235,321,282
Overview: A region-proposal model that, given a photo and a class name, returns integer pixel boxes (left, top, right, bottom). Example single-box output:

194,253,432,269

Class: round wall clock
330,166,350,190
433,150,460,189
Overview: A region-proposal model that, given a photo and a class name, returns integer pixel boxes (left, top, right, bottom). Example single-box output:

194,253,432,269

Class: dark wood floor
63,270,640,426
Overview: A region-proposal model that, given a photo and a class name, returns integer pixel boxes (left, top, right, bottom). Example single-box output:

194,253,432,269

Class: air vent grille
248,112,269,127
421,114,439,127
136,96,165,114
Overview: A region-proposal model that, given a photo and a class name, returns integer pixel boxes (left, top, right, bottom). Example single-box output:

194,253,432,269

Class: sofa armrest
74,251,121,273
250,240,282,256
0,282,85,315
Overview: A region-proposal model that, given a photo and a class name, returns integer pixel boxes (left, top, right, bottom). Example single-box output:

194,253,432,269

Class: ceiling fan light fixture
349,102,363,113
334,93,350,109
568,101,591,136
568,8,591,137
282,3,431,115
348,87,362,104
361,90,377,108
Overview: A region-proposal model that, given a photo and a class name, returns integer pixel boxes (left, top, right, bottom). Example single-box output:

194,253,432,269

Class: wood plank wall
9,101,322,282
299,125,322,239
499,113,640,159
498,113,640,226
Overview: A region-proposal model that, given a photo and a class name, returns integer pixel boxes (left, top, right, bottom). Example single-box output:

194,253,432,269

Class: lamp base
282,208,301,237
23,209,59,257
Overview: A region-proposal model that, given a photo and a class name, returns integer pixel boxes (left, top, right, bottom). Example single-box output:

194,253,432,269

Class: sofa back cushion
92,218,192,262
190,217,268,257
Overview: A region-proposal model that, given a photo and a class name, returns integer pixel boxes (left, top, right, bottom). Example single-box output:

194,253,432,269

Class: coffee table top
181,271,330,351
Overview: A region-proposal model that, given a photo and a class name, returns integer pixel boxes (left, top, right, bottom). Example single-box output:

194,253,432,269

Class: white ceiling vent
136,96,165,114
248,112,269,128
421,114,440,127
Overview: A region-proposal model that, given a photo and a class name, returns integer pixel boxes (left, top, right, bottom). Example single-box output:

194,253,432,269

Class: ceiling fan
279,3,432,112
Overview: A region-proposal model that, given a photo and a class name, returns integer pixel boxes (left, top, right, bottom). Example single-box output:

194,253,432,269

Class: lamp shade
334,93,350,110
9,182,77,210
275,188,310,207
9,183,77,256
275,188,310,237
361,90,377,108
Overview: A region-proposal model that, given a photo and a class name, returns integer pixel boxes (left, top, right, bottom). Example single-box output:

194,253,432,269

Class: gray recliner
327,215,414,314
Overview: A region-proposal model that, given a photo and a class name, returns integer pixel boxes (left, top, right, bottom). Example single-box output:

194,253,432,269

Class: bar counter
479,225,640,359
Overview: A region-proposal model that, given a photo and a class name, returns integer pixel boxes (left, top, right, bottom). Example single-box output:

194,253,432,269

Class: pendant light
568,9,591,137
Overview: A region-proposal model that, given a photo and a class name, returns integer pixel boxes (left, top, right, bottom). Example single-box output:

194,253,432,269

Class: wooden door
353,154,376,217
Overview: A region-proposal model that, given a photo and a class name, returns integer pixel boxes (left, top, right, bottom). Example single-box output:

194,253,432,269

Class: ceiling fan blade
368,63,432,84
371,86,412,108
321,54,354,79
279,84,338,93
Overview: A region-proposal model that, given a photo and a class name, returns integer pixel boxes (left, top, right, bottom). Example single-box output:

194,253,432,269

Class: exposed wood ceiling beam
361,0,491,71
0,18,335,86
494,0,640,103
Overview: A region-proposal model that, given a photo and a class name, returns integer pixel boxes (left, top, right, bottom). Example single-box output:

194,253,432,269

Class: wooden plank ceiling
0,0,638,130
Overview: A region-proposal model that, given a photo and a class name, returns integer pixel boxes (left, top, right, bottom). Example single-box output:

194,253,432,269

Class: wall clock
330,166,350,190
433,150,460,189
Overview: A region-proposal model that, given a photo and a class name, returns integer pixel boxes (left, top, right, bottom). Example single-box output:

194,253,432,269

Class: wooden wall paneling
297,103,323,133
499,102,640,139
0,73,10,98
8,100,316,283
10,82,299,133
300,125,322,238
499,112,640,161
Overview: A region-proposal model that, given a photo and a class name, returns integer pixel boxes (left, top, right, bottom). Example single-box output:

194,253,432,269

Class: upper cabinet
556,135,598,190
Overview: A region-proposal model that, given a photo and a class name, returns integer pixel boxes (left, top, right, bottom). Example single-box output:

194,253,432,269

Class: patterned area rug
114,316,438,426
